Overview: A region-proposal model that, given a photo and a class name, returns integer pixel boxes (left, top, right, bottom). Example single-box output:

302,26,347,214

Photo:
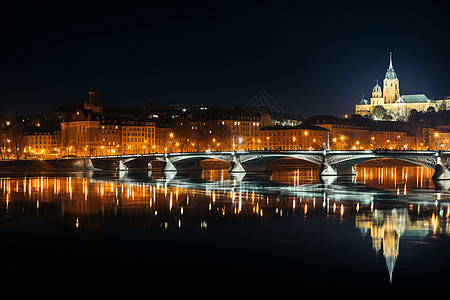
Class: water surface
1,165,449,295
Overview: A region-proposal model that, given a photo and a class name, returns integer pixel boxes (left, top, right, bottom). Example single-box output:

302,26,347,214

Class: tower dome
373,81,382,93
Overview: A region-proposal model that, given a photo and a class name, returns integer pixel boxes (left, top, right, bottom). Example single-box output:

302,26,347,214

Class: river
0,165,449,296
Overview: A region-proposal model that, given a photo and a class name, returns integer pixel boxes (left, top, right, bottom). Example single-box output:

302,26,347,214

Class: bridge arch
232,153,324,173
327,153,437,170
322,152,439,176
164,154,234,172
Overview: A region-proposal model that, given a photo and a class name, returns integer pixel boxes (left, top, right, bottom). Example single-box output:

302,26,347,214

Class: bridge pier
319,163,337,176
163,155,177,172
320,163,356,177
229,154,272,174
229,154,245,173
117,159,128,171
432,156,450,180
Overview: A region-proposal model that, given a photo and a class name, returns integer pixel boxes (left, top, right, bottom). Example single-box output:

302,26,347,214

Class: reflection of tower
355,208,407,283
383,229,400,283
383,52,400,104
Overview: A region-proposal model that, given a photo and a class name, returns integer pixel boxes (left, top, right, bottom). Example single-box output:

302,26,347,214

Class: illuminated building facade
308,115,416,150
98,118,122,155
216,116,266,151
155,122,173,153
258,124,329,150
25,129,61,158
121,119,155,155
60,110,100,156
61,86,156,156
170,111,272,152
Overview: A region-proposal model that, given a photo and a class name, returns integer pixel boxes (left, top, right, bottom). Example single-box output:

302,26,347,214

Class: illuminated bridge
81,150,450,181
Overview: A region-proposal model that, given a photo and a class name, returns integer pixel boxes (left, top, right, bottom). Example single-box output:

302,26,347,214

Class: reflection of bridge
85,150,450,180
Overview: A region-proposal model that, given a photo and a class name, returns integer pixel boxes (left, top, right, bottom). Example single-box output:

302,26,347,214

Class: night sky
1,0,449,117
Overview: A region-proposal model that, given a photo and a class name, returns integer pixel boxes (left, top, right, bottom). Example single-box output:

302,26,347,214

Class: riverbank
0,159,55,170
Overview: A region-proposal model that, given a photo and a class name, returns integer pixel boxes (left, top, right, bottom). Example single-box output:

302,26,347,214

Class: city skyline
1,0,450,117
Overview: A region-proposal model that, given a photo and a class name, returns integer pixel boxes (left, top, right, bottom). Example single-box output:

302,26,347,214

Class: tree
371,105,388,120
426,106,436,114
409,109,418,118
7,117,26,159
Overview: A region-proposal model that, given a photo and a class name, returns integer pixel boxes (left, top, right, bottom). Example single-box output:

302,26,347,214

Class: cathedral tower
84,84,103,114
383,52,400,104
370,80,384,106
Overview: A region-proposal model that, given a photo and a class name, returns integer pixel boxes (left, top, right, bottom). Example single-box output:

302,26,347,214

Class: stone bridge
88,150,450,180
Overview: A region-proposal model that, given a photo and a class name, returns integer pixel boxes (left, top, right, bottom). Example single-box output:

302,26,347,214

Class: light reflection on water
1,166,450,294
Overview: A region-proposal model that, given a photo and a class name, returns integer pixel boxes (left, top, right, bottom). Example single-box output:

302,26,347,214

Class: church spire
385,52,397,80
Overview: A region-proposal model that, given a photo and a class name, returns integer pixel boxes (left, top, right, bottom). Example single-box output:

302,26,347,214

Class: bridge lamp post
326,131,330,150
371,137,375,150
304,131,308,150
232,134,235,152
434,132,439,150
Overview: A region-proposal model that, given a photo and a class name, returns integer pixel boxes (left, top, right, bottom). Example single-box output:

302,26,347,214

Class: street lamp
434,132,439,150
304,131,308,149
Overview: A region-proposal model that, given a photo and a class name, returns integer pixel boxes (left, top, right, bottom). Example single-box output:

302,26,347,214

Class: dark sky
1,0,449,117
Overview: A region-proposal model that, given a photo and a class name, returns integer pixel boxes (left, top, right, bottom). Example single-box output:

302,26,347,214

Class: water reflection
1,166,449,289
